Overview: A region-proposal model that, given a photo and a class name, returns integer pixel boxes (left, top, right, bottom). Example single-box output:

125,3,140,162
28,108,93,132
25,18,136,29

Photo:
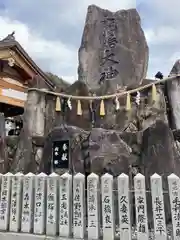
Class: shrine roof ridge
0,33,55,91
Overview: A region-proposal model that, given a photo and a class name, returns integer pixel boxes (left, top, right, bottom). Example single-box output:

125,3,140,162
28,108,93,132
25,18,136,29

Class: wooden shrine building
0,32,55,117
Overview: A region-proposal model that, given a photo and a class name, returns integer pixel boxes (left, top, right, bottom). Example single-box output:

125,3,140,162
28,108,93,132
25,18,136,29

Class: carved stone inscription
78,6,149,91
99,15,119,83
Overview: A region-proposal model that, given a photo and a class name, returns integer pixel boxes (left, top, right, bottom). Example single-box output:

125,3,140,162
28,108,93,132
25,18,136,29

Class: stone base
0,232,76,240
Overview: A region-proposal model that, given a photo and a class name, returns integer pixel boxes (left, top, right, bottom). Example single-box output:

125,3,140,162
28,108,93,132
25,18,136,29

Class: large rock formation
4,5,180,225
166,60,180,129
7,5,180,184
78,5,149,92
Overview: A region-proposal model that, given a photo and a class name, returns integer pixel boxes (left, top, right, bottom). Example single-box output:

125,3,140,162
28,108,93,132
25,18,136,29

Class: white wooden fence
0,172,179,240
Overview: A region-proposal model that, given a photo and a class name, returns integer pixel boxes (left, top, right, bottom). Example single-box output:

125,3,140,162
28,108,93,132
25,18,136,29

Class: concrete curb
0,232,76,240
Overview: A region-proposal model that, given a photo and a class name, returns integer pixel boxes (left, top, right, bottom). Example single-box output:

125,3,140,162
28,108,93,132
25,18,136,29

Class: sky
0,0,179,83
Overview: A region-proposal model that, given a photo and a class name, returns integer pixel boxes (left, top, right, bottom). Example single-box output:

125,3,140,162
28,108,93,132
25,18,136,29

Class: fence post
73,172,85,239
151,173,167,240
9,172,24,232
134,173,149,240
46,172,59,236
33,172,47,235
21,172,35,233
87,173,100,240
0,172,13,230
168,173,180,240
59,172,72,237
118,173,131,240
0,173,2,191
101,173,114,240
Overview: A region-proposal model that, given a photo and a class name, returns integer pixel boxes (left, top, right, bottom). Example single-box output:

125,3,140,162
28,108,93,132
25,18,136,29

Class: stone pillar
0,113,6,173
73,173,85,239
46,172,59,236
59,172,72,237
0,173,2,191
167,60,180,129
134,173,149,240
168,173,180,240
33,172,47,235
26,89,45,137
26,89,46,170
87,173,100,240
9,172,24,232
151,173,167,240
118,173,131,240
10,90,46,173
101,173,114,240
0,172,13,230
21,172,35,233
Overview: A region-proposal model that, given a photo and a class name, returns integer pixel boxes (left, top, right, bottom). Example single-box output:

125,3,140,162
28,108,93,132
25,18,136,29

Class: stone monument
3,4,180,225
78,5,149,93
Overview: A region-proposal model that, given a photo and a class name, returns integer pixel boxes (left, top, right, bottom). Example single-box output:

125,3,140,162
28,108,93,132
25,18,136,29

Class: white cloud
148,0,180,20
59,0,136,26
84,0,136,9
0,16,78,82
61,76,77,82
170,52,180,63
145,27,180,45
142,1,180,77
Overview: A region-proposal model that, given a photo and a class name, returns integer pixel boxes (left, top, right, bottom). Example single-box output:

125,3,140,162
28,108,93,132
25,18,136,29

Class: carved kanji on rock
78,5,149,92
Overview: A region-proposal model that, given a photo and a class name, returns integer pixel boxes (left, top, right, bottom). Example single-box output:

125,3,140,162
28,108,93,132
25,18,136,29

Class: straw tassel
152,84,157,102
100,99,105,116
77,99,82,116
126,93,131,111
55,96,61,112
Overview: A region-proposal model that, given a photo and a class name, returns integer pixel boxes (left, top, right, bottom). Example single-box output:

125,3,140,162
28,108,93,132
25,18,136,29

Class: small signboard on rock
52,140,69,169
